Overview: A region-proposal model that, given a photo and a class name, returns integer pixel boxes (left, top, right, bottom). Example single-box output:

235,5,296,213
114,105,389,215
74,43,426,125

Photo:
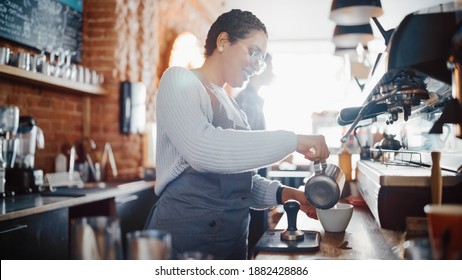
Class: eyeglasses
248,48,266,75
237,40,267,75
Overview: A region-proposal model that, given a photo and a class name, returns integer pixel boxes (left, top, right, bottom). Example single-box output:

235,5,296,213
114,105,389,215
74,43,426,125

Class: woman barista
145,9,330,259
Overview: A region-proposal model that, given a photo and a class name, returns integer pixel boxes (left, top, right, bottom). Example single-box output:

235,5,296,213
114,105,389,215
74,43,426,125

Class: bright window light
259,52,366,156
262,53,363,131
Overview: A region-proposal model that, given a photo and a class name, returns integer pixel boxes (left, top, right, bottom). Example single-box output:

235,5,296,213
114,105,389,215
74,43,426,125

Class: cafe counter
253,183,410,260
1,180,428,260
0,180,156,259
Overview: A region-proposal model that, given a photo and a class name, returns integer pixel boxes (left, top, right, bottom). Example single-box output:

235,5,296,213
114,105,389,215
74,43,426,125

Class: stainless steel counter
358,160,462,187
357,160,462,230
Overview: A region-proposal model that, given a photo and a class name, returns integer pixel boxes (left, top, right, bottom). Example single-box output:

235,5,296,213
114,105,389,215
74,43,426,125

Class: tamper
253,200,320,253
281,200,304,241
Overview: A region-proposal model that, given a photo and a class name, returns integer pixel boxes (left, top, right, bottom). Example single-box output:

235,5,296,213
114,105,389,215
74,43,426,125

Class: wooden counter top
254,200,406,260
0,180,155,222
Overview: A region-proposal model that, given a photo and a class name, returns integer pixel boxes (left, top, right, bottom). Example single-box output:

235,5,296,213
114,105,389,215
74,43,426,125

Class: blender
15,116,45,169
5,116,45,194
0,106,19,196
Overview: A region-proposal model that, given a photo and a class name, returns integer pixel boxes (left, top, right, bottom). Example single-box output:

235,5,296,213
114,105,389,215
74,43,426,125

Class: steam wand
340,91,394,143
340,101,379,143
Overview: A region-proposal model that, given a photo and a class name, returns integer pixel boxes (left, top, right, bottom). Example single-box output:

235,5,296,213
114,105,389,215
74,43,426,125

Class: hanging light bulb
332,23,374,48
329,0,384,26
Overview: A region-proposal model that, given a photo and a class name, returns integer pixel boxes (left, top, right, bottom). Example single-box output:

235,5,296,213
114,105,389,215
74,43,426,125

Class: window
259,50,369,163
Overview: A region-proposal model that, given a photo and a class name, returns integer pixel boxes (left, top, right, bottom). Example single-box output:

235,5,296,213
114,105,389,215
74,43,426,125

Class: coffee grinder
5,116,45,194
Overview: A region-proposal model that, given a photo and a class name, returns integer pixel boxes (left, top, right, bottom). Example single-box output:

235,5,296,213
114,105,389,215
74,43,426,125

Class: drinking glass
177,251,213,260
424,204,462,259
70,216,123,260
126,229,172,260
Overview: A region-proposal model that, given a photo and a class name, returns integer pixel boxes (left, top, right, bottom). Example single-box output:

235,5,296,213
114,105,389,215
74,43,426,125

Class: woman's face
220,30,268,88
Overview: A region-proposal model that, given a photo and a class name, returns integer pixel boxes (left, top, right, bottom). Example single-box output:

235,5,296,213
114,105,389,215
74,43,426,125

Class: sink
40,179,150,197
83,178,139,188
40,186,108,197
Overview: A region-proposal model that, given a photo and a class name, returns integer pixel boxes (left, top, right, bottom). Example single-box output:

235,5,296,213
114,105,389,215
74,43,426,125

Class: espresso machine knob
280,200,304,241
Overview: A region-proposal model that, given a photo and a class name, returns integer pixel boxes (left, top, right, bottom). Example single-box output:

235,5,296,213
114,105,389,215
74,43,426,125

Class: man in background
235,53,274,133
235,53,275,256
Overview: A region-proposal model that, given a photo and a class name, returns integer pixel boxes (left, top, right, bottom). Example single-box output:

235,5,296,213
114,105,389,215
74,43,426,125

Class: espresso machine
338,3,461,134
337,3,462,230
5,116,45,195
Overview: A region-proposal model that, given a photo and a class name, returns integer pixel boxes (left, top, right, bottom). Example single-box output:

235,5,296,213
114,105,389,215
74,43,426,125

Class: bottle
338,143,352,182
0,139,6,196
55,153,67,172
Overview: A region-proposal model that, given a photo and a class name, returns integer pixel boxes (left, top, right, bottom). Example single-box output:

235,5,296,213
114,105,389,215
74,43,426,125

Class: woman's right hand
296,134,330,162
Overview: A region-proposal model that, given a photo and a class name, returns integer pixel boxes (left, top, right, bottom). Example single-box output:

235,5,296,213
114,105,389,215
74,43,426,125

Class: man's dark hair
204,9,268,57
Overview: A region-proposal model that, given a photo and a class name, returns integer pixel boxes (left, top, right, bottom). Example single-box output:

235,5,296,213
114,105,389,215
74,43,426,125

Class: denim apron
145,73,254,259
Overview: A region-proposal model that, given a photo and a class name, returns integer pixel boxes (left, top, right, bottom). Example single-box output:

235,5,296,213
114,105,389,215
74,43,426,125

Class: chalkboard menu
0,0,83,62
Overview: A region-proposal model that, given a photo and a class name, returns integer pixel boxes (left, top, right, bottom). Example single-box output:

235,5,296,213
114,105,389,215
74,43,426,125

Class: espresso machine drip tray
254,230,320,253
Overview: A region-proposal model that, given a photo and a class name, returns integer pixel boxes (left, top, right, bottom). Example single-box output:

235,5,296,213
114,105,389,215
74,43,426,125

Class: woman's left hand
281,187,318,220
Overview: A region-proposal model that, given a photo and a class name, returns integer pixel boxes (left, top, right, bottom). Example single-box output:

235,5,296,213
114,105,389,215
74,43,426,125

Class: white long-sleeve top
155,66,298,209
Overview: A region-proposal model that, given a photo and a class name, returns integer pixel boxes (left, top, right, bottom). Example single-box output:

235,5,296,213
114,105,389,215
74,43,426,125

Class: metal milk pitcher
304,161,346,209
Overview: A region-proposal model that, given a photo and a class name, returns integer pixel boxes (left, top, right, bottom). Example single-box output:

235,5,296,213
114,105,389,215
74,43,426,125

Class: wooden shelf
0,64,106,96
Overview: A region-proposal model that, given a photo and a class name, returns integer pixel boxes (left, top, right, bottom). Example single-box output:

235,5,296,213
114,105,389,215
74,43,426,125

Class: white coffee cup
316,202,354,232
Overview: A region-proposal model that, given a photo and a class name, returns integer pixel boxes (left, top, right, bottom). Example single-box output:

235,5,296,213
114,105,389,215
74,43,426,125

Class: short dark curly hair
204,9,268,57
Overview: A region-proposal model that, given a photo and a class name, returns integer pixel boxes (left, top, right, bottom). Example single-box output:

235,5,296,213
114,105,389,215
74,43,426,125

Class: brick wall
0,0,213,180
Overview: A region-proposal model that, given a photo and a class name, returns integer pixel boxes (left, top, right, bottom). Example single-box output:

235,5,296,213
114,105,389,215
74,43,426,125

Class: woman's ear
216,32,230,53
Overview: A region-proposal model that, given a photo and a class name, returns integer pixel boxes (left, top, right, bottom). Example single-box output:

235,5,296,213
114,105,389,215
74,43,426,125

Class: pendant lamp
332,23,374,48
329,0,383,25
